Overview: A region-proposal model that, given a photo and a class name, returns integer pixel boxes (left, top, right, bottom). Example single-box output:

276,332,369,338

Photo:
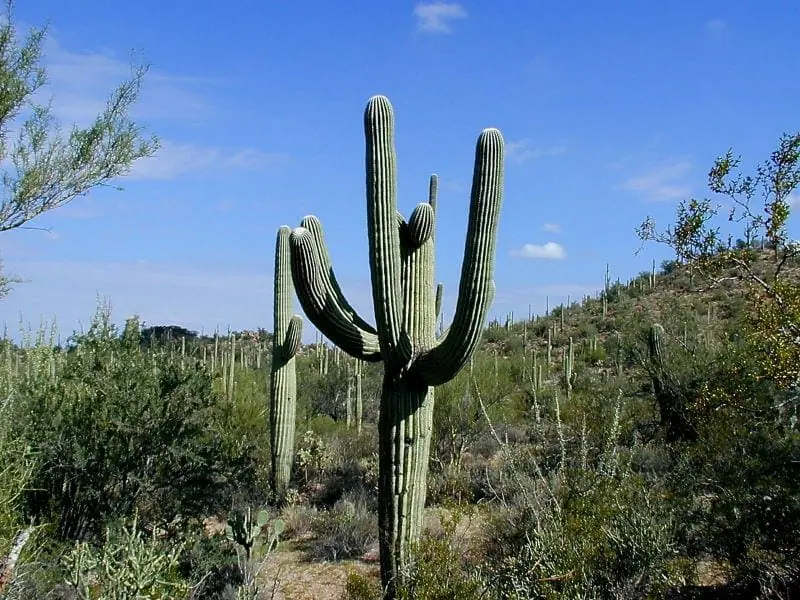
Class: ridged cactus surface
269,226,302,504
288,95,503,597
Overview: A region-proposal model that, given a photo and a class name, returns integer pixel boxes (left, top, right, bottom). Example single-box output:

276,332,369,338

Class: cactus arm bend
289,227,382,362
282,315,303,359
300,215,378,335
416,128,504,386
407,203,435,248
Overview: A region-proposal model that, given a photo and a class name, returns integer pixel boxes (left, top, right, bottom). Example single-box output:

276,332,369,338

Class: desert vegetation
1,4,799,600
2,138,799,598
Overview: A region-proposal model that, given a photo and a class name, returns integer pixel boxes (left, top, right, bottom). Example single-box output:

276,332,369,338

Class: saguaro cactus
288,95,503,596
269,226,303,504
563,336,574,399
647,323,696,442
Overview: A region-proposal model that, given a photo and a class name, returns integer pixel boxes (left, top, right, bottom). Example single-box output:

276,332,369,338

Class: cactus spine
269,226,303,504
288,95,503,596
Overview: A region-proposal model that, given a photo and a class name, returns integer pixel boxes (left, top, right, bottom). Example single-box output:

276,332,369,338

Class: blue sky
2,1,799,341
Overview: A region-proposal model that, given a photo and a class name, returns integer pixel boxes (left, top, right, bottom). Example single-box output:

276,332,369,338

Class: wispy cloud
128,142,289,180
706,19,727,33
618,160,693,202
33,35,290,182
542,223,562,234
511,242,567,260
413,2,467,34
3,259,374,343
40,34,218,124
506,139,567,164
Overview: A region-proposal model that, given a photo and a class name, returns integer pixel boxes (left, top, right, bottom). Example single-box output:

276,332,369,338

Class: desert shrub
11,311,260,542
178,531,242,600
309,494,378,562
396,508,484,600
482,325,510,346
474,382,691,599
426,465,478,506
484,468,690,600
669,398,800,596
0,391,36,568
295,430,332,486
342,571,382,600
279,504,318,539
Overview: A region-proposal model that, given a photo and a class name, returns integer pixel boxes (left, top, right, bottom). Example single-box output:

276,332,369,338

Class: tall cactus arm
274,226,300,355
428,174,438,244
289,227,382,362
416,127,504,386
300,215,378,334
365,95,405,363
434,283,451,341
428,174,438,212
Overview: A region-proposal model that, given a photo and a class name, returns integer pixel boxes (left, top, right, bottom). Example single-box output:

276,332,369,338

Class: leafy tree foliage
0,1,158,296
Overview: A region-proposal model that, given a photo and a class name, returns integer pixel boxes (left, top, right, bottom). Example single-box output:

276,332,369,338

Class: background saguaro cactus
646,322,697,443
288,95,503,597
269,226,303,504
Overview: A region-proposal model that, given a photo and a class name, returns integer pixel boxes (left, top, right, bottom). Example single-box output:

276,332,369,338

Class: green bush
342,571,382,600
12,311,260,541
397,508,484,600
484,468,690,600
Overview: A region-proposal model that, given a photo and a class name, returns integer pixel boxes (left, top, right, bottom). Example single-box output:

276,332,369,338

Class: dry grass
259,545,379,600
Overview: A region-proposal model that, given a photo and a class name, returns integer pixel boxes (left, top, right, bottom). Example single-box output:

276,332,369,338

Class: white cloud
506,139,567,164
39,36,218,125
618,160,693,202
128,141,289,180
542,223,562,234
511,242,567,260
29,35,290,182
413,2,467,34
788,193,800,208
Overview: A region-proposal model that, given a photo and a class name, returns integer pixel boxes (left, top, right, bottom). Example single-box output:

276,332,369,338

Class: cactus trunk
269,226,303,505
288,96,503,597
378,379,434,588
